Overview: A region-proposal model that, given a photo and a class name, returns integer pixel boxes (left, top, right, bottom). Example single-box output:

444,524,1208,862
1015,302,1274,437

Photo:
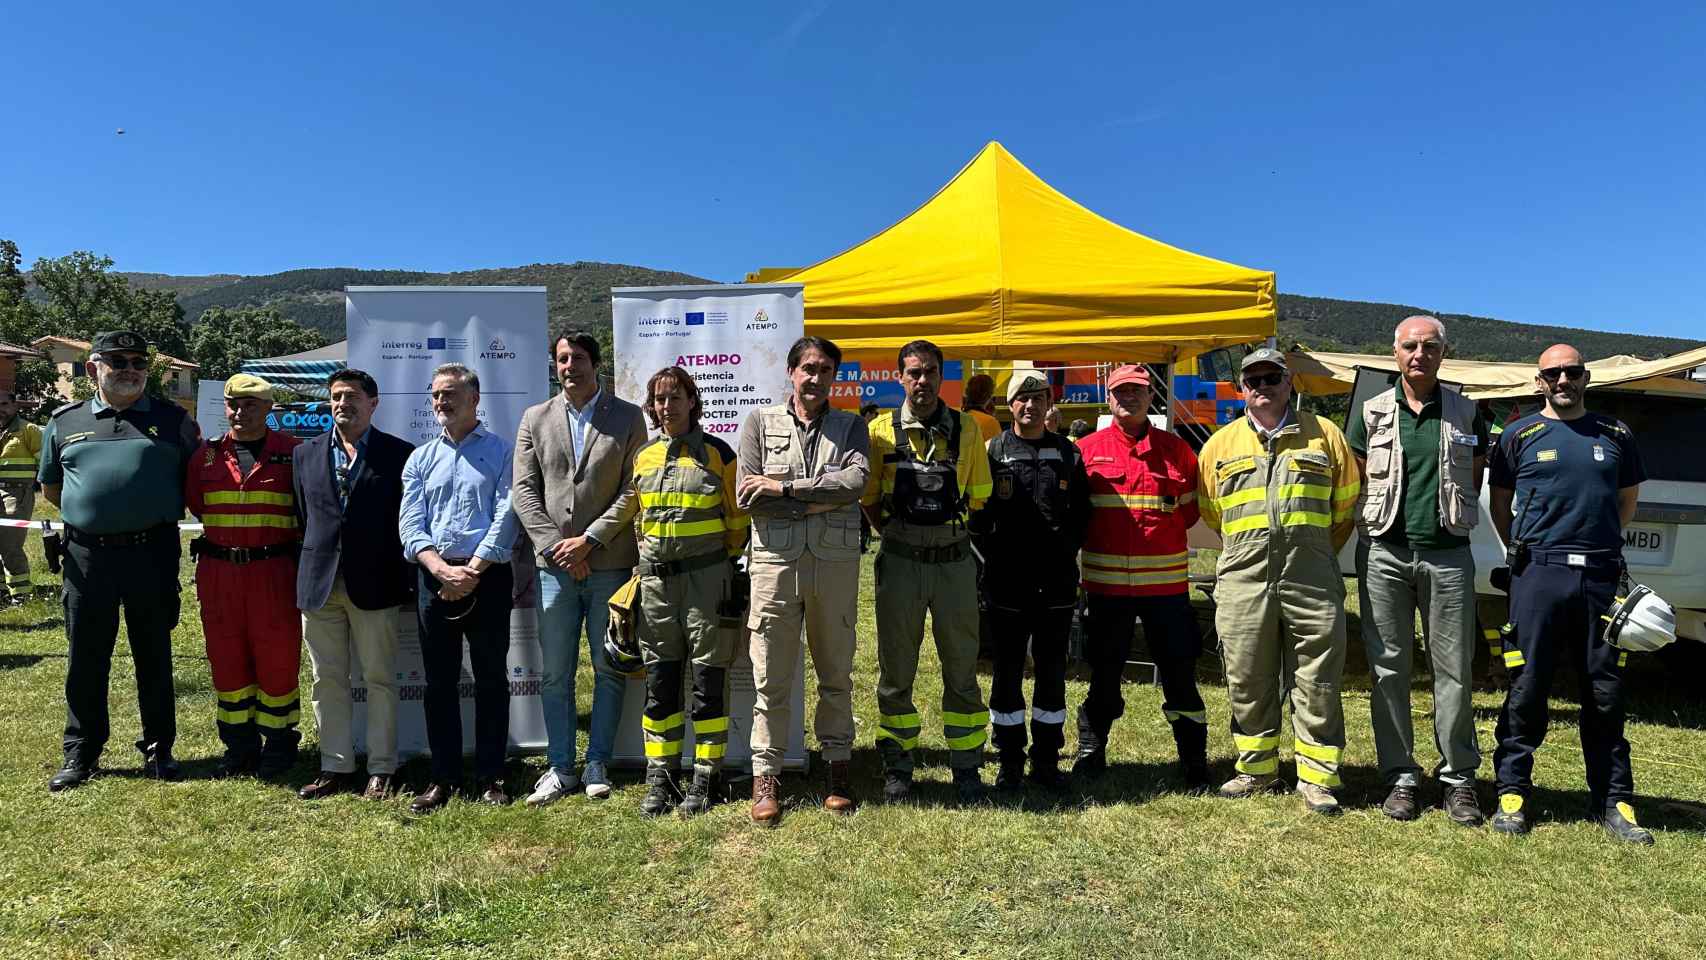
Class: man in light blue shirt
399,363,520,813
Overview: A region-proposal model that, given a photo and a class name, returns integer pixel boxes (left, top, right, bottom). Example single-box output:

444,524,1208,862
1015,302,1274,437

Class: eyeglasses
98,356,149,371
1538,364,1587,383
1242,371,1285,389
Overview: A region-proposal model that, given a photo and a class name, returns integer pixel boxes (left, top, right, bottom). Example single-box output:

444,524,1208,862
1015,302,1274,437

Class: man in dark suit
293,369,415,801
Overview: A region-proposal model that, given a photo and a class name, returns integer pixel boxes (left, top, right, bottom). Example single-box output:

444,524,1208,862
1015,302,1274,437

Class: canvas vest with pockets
1358,386,1479,537
749,405,863,564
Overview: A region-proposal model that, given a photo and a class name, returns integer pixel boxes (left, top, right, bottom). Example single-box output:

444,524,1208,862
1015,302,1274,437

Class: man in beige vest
736,335,870,826
1347,315,1489,826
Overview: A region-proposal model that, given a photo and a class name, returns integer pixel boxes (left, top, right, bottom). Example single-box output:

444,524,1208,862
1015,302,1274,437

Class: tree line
0,241,325,421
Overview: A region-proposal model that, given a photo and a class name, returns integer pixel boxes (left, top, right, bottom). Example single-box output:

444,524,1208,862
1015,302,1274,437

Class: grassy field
2,520,1704,959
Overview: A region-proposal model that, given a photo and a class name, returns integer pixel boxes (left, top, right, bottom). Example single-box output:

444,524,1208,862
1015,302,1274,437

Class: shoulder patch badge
1517,422,1548,440
1536,449,1558,462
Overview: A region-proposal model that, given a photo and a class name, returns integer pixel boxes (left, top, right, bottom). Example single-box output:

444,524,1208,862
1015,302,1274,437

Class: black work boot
640,768,679,818
215,751,260,779
995,755,1027,791
677,769,717,818
1072,744,1107,782
1490,792,1531,836
1028,753,1068,791
49,759,96,792
882,769,913,803
142,747,183,782
1180,757,1212,794
952,767,987,805
1601,802,1655,846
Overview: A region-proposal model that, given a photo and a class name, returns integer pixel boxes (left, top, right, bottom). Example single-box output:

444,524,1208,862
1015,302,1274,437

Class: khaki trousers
0,486,33,596
747,552,859,777
303,575,401,775
874,549,988,772
1215,544,1347,788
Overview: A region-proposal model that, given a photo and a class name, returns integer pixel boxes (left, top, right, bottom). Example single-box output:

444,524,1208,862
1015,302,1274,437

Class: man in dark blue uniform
1487,343,1651,843
39,331,200,791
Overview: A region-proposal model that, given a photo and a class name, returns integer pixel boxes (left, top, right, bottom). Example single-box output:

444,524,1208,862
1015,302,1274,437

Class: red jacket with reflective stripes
185,429,302,548
1078,423,1199,597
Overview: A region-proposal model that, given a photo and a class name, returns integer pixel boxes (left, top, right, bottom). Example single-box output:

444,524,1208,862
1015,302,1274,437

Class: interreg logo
479,336,516,360
427,337,446,350
380,340,423,350
636,315,681,327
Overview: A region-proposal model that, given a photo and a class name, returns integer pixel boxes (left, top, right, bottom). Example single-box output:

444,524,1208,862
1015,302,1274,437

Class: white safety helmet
1603,583,1677,653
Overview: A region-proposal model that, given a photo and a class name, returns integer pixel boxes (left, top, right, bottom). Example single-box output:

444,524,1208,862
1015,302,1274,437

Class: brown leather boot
823,760,857,814
751,774,782,827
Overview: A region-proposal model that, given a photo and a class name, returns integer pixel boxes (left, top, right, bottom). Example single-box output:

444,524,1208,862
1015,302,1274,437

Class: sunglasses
99,355,149,371
1538,364,1587,383
1242,371,1285,389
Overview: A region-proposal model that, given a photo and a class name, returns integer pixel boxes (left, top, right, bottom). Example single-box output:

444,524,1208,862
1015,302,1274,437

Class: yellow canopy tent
748,141,1275,363
1287,346,1706,400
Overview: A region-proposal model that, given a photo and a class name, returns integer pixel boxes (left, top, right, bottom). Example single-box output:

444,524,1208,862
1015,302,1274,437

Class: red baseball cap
1106,364,1152,391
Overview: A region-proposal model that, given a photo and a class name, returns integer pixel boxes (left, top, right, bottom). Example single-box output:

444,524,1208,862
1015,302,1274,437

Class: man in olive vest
1347,315,1490,826
737,335,871,826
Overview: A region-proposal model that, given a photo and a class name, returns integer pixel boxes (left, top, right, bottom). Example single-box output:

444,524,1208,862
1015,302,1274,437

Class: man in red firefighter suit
185,374,303,778
1073,364,1211,790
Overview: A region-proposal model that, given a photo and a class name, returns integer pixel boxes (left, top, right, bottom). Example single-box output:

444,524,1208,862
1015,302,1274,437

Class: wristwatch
782,481,794,499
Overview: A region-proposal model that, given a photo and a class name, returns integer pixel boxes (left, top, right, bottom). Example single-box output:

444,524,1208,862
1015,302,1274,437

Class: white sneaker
583,760,612,799
525,768,578,807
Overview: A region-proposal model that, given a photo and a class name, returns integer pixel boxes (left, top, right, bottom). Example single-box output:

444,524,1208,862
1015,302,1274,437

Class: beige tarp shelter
1287,346,1706,400
749,141,1276,363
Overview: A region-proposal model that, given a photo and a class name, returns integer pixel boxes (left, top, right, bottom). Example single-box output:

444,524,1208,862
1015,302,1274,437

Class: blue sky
7,1,1703,338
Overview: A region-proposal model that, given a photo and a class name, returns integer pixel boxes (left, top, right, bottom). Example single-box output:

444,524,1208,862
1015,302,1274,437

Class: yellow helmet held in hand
603,574,646,675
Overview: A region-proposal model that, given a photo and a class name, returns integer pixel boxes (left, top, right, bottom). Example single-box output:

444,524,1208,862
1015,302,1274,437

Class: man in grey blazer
512,332,647,805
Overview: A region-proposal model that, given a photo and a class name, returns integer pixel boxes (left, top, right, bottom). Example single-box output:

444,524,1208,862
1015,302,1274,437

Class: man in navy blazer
292,368,415,801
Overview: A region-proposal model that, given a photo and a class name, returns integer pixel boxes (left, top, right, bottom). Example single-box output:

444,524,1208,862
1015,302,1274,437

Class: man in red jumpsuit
1073,364,1211,790
185,374,303,778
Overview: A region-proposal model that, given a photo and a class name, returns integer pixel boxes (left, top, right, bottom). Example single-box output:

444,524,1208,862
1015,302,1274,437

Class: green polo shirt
1346,386,1489,550
38,394,199,534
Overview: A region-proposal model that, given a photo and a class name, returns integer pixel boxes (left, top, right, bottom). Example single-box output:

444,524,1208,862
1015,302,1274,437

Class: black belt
1526,549,1620,571
64,523,177,548
639,551,727,578
880,539,968,564
189,537,298,565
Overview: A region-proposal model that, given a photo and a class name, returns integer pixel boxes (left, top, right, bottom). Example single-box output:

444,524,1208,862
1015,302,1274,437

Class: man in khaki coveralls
1197,348,1360,815
736,335,870,826
863,339,994,805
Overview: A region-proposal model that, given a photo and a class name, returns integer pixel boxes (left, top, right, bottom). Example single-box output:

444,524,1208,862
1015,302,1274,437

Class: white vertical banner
611,283,809,771
195,380,229,440
344,286,550,759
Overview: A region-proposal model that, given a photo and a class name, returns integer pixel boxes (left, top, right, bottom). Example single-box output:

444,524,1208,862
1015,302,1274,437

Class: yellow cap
223,373,274,399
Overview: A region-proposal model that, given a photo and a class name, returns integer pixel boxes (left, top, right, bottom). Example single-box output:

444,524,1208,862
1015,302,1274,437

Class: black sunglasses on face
1538,364,1587,383
99,356,149,371
1242,371,1284,389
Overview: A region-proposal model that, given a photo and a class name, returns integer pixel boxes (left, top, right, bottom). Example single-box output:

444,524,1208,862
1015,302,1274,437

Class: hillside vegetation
1278,294,1699,361
74,268,1700,365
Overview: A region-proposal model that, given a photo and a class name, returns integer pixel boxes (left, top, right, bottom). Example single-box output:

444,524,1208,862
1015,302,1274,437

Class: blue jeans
538,565,629,773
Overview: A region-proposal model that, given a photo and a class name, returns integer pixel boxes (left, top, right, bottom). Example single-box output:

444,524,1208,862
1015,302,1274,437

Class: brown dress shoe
298,772,346,801
751,773,782,827
823,760,857,814
479,780,512,806
363,774,394,801
409,782,455,814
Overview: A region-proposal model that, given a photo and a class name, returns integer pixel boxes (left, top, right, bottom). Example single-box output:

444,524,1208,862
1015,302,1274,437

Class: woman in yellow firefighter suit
608,366,749,817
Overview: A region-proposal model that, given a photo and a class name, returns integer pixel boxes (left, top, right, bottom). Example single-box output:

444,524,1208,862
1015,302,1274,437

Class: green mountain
1277,294,1698,362
87,267,1698,364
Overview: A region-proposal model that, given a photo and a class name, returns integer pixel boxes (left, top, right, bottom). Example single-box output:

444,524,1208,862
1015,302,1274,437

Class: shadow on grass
0,652,56,670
